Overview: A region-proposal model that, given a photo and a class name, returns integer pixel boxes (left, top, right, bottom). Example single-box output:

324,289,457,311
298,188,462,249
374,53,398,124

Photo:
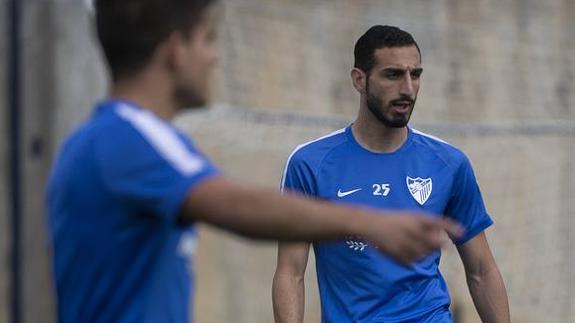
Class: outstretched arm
457,232,510,323
180,177,462,264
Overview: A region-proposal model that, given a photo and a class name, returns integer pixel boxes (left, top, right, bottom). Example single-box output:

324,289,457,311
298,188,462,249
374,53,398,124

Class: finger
419,218,460,247
411,243,433,261
414,215,449,235
404,241,437,264
409,218,444,247
383,238,419,265
406,233,439,257
439,218,464,239
437,229,450,246
424,224,449,247
395,246,420,265
412,227,446,257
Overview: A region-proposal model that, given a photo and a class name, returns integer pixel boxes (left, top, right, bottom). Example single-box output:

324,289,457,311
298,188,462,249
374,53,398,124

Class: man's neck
109,70,177,121
352,109,408,153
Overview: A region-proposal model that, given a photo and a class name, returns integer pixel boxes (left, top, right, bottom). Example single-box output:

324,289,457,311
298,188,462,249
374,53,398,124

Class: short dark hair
95,0,216,79
354,25,421,75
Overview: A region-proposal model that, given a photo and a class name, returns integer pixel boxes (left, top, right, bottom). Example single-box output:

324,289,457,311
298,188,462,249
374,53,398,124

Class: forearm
272,271,305,323
184,178,366,241
466,266,510,323
185,178,461,264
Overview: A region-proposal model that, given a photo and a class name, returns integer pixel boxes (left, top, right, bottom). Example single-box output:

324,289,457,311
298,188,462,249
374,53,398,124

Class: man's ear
162,31,186,74
351,68,367,94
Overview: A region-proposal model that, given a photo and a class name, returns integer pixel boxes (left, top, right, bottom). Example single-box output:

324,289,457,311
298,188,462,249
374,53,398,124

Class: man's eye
411,70,422,79
385,72,401,79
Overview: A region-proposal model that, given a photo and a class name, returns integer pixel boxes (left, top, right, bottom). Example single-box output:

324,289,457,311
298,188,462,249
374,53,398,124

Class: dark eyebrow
381,67,423,76
381,67,423,74
382,68,406,74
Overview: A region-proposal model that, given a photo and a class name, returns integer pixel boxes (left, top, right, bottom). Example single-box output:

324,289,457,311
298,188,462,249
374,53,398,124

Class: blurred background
1,0,574,322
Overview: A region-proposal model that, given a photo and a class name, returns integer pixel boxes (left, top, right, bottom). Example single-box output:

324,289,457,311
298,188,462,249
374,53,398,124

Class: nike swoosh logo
337,188,362,198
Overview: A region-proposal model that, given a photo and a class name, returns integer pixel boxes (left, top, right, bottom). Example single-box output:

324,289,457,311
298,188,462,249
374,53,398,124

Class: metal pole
6,0,23,322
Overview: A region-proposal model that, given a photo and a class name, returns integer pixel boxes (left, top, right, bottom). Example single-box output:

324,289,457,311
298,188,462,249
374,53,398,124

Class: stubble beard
365,78,414,128
174,80,209,111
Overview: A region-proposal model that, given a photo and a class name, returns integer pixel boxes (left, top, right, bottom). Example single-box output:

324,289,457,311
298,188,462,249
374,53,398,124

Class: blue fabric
46,100,219,323
282,126,492,323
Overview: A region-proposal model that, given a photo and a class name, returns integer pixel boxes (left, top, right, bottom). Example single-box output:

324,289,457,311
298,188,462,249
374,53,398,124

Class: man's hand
360,213,464,264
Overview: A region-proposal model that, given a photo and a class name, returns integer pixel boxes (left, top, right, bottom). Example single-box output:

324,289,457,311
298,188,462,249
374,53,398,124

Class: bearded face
362,45,422,128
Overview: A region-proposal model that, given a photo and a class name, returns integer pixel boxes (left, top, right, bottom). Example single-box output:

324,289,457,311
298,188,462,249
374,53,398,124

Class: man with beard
45,3,463,323
273,25,510,323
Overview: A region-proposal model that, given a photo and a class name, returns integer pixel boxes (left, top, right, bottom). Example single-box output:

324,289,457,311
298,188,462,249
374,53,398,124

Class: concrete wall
216,0,575,122
1,0,574,322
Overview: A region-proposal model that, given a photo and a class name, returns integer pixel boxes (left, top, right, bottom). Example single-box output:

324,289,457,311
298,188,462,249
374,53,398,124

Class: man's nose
399,73,414,97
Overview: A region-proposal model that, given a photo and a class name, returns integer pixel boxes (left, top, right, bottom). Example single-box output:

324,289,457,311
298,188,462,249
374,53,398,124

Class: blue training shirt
281,126,493,323
46,100,219,323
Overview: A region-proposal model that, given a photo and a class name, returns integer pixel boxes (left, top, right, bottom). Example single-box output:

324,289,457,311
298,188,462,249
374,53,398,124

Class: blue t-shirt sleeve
281,151,317,196
446,155,493,245
96,121,219,222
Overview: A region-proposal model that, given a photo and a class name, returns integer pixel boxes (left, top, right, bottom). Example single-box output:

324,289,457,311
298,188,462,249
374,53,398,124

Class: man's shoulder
58,102,189,173
89,102,192,149
72,101,136,131
410,128,468,167
286,128,348,167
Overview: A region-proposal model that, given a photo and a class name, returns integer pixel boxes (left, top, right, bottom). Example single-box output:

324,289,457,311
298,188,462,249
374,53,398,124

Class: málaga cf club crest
406,177,433,205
